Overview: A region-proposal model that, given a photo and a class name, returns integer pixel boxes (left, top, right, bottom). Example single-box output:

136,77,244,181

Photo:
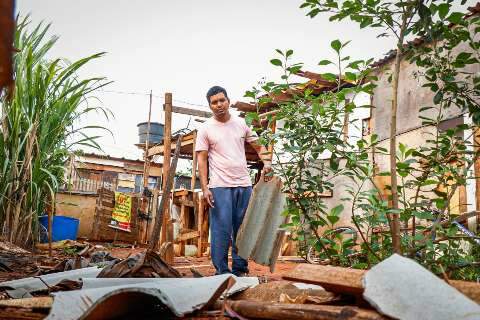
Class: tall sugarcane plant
0,17,111,246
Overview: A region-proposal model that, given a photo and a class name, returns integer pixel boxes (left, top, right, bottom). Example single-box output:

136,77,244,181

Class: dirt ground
108,245,299,280
0,241,301,283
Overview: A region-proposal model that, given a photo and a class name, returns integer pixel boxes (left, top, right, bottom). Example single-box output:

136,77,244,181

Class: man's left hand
263,165,273,182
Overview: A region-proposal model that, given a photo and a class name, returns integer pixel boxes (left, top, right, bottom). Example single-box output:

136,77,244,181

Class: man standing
195,86,272,276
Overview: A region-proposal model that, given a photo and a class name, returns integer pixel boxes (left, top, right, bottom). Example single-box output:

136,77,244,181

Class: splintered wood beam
284,264,480,304
284,264,365,295
164,104,212,118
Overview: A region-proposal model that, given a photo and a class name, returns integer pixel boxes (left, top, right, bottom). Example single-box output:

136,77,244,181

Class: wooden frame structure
140,93,265,260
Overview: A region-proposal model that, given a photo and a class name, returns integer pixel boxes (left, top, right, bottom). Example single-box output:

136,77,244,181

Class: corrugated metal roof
46,275,258,320
77,153,162,167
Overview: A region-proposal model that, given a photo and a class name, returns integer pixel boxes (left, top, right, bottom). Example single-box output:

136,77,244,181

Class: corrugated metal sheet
236,176,287,272
46,275,258,320
0,267,102,297
363,254,480,320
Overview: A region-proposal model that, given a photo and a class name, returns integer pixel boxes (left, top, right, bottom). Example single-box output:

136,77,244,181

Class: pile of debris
0,239,478,320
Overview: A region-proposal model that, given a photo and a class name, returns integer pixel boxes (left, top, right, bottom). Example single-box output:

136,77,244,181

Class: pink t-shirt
195,116,258,188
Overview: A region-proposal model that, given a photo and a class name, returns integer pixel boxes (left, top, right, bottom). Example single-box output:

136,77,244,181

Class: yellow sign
110,192,132,232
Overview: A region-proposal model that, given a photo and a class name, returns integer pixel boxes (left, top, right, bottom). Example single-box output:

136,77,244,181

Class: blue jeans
209,186,252,275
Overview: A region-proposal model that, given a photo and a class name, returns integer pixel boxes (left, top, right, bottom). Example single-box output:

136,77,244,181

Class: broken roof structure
233,70,350,114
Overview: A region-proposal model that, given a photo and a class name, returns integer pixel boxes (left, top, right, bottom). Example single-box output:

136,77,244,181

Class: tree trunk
390,9,411,255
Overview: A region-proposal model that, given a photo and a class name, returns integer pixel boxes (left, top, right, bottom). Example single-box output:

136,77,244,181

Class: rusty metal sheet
0,0,14,90
236,176,287,271
46,275,258,320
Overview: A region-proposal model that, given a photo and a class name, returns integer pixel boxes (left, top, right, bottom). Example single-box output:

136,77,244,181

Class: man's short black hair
206,86,229,104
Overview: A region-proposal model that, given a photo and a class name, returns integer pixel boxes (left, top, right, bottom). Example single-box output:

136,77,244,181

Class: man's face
209,92,229,118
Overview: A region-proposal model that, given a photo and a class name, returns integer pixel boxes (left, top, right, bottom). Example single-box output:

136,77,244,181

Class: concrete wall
372,35,479,141
55,192,98,238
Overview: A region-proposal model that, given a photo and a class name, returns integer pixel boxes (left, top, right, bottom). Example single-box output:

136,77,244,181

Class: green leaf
270,59,283,67
456,52,472,61
331,39,342,53
413,211,435,220
318,59,333,66
352,262,368,269
322,73,337,82
433,91,443,104
447,12,463,24
327,215,340,225
438,3,450,20
286,49,293,58
360,16,373,28
245,112,259,125
330,204,344,217
345,72,357,81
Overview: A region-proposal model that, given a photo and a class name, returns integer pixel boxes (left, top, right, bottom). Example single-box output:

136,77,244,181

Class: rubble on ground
0,240,477,319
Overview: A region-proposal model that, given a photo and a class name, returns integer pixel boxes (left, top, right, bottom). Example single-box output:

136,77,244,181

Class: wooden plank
283,264,366,295
160,93,173,247
450,280,480,304
147,137,193,157
227,301,387,320
173,198,194,207
191,131,198,190
197,194,204,257
173,189,189,197
175,230,199,243
284,264,480,303
179,194,187,256
167,104,212,118
150,134,182,265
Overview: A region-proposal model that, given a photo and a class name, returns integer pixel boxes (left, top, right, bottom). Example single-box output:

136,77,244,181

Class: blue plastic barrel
39,216,79,243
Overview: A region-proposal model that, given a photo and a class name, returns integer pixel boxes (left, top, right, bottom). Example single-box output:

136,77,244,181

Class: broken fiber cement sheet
0,266,102,297
236,176,287,271
47,274,258,320
363,254,480,320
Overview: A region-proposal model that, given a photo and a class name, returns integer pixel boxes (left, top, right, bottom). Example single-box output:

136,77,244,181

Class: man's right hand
203,188,215,208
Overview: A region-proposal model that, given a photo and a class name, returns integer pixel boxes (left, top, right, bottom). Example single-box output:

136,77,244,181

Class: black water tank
137,122,164,144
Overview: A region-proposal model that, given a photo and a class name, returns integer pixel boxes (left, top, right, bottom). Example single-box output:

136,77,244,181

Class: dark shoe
233,270,249,277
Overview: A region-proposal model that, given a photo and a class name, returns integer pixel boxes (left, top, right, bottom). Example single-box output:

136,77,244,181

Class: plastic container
137,122,164,144
38,215,79,243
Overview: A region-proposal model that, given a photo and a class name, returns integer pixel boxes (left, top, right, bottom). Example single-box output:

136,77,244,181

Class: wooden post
143,91,153,191
161,93,173,245
179,193,187,256
140,91,153,244
197,194,204,257
48,195,53,257
149,136,183,260
191,130,198,191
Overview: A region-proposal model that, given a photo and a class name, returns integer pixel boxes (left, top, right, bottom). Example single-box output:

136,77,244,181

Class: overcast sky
16,0,477,165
